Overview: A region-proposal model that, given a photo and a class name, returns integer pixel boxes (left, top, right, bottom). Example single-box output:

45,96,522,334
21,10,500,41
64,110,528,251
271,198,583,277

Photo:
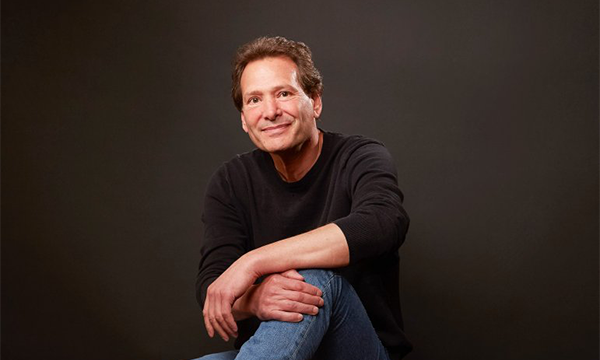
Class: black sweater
197,130,412,358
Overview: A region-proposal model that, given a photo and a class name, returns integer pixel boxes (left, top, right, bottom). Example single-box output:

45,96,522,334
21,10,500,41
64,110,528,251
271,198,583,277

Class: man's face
240,56,322,154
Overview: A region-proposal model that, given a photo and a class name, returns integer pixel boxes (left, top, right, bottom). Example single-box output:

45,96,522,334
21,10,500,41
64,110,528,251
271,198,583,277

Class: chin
261,143,291,153
256,136,293,153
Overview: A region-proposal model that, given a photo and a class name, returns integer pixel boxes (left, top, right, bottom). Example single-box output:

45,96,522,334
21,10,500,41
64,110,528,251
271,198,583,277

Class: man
195,36,411,360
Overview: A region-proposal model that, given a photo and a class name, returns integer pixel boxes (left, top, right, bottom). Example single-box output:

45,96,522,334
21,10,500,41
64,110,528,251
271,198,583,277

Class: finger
214,298,237,339
208,293,230,341
270,310,304,323
283,278,323,296
203,299,215,338
280,300,319,316
285,289,324,307
280,269,304,281
220,301,238,338
210,317,230,342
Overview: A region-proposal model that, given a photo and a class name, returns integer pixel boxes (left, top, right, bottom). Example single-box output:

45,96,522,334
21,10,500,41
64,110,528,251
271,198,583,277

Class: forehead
240,56,301,93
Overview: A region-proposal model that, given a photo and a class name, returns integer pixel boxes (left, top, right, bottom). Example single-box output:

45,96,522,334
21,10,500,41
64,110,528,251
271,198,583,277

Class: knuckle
285,300,298,310
264,285,276,295
294,292,306,302
257,309,268,319
292,282,304,291
299,295,312,305
305,284,318,293
307,295,319,304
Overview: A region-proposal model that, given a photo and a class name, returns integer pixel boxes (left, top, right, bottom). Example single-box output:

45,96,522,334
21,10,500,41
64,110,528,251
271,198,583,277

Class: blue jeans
194,269,390,360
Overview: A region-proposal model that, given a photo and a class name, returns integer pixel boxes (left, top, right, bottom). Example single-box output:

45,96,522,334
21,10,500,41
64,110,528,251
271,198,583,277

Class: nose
262,97,280,121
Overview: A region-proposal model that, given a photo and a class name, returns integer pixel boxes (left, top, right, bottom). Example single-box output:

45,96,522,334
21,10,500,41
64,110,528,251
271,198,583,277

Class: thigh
235,269,389,360
309,271,390,360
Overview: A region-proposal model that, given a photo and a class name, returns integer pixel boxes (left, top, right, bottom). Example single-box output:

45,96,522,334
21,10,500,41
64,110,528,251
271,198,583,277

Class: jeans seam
289,271,336,360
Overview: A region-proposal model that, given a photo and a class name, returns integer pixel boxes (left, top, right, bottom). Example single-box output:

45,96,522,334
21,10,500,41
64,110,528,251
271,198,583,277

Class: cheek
279,101,303,117
243,110,261,127
298,102,315,119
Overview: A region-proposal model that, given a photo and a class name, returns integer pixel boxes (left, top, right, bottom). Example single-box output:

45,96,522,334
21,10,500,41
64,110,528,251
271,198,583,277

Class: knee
297,269,337,291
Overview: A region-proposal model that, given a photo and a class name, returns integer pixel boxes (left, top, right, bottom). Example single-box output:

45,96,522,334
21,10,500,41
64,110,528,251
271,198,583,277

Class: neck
270,130,323,182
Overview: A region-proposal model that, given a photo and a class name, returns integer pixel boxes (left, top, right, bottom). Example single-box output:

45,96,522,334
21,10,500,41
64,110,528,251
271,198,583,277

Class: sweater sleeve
333,143,409,264
196,165,249,307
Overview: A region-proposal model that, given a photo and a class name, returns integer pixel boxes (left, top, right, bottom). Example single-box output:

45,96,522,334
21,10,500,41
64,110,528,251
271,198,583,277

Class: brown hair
231,36,323,112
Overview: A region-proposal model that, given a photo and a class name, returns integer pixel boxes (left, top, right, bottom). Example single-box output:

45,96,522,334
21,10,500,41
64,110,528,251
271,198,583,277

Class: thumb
280,269,304,281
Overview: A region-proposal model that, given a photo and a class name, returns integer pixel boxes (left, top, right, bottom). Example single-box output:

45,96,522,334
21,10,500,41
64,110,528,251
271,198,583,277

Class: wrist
232,286,256,321
239,249,264,279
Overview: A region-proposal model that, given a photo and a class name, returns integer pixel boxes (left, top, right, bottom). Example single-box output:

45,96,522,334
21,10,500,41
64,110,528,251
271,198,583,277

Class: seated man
195,36,412,360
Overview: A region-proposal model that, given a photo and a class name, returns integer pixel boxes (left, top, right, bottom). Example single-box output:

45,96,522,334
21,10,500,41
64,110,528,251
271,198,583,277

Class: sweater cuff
334,215,377,264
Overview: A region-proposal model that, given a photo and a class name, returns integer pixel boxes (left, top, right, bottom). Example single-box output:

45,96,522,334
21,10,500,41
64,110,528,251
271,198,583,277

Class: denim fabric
193,269,389,360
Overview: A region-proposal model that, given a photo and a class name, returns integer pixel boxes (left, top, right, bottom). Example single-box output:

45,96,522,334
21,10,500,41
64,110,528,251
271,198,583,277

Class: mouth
262,123,291,134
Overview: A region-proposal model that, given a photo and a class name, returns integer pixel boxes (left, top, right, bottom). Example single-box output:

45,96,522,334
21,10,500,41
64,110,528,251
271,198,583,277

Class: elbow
396,208,410,248
383,206,409,253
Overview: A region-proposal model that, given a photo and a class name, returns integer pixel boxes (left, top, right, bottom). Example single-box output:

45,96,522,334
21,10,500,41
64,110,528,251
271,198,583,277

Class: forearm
202,225,342,321
243,223,349,278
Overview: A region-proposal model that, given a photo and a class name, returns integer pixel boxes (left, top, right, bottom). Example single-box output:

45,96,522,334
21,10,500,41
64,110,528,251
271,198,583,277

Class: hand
203,256,259,342
243,269,324,322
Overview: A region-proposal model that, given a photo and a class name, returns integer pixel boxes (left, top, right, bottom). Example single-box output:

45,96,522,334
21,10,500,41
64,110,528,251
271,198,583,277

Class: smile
262,123,291,135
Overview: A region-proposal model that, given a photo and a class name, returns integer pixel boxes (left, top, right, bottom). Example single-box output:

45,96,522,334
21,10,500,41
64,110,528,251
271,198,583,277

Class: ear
312,94,323,119
241,112,249,133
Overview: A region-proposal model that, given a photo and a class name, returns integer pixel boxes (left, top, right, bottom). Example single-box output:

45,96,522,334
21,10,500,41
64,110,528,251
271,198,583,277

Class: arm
203,223,348,340
203,142,409,340
243,222,349,276
198,165,337,341
333,142,409,262
196,165,249,318
222,142,406,279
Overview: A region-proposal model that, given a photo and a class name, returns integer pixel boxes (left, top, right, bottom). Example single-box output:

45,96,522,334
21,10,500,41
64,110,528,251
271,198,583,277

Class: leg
311,271,389,360
235,269,389,360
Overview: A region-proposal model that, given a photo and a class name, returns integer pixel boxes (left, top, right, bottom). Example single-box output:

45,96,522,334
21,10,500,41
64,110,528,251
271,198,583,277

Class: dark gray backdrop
2,1,598,359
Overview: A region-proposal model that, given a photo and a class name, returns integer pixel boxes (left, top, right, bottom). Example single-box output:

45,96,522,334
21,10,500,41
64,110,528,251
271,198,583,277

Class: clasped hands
202,257,324,341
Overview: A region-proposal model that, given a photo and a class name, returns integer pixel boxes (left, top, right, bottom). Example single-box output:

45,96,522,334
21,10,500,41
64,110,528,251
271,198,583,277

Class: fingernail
313,307,319,314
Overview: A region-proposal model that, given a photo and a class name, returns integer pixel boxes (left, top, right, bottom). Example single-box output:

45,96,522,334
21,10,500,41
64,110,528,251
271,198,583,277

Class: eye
279,91,290,98
247,97,260,104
